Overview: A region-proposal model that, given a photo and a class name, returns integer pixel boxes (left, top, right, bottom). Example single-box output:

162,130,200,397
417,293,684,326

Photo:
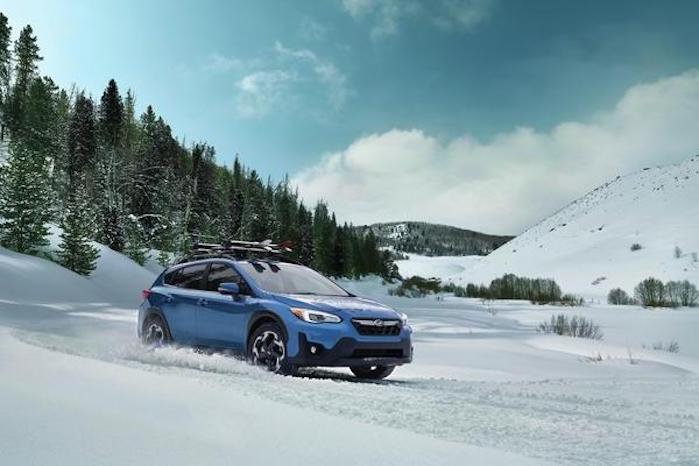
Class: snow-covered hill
399,156,699,298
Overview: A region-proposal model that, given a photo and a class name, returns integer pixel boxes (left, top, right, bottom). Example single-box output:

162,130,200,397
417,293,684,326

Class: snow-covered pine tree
57,180,100,275
239,169,270,241
94,79,126,250
124,214,148,266
0,142,51,254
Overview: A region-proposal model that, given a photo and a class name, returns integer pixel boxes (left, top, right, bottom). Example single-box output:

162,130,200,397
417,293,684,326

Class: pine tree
312,201,335,274
240,170,270,240
98,79,123,148
228,156,244,238
22,78,61,164
96,80,126,250
0,13,11,141
363,230,380,274
0,142,51,254
297,202,314,265
332,223,347,277
67,92,97,187
5,25,42,137
58,180,100,275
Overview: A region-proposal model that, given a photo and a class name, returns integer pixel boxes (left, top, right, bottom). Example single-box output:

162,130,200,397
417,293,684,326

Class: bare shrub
630,243,642,252
607,288,634,305
538,314,603,340
670,280,698,307
647,341,680,353
634,277,666,307
560,294,584,306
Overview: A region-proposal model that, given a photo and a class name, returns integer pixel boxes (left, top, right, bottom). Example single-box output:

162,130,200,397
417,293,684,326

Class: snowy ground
2,243,699,465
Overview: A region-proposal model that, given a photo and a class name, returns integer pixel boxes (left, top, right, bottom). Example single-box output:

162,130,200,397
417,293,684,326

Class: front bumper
288,333,413,367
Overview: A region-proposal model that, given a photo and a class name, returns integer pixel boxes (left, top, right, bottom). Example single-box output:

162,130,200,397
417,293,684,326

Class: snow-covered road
2,277,698,466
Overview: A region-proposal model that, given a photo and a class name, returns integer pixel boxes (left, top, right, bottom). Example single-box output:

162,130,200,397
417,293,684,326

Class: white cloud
433,0,495,31
339,0,493,38
298,17,328,41
292,70,699,233
204,53,246,72
235,70,297,118
274,41,348,110
232,42,348,118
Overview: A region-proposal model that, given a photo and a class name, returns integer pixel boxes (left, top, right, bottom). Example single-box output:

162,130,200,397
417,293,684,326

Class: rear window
164,263,207,290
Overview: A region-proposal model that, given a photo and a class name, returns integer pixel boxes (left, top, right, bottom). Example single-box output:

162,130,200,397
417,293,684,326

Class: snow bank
0,226,157,306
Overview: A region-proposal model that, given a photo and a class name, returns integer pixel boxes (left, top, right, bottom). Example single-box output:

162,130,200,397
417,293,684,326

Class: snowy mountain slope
400,156,699,298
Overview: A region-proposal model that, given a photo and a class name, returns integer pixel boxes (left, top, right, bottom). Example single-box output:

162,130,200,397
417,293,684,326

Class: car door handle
197,298,209,307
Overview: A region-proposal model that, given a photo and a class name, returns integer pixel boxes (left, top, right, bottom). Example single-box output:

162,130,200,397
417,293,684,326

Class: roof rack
176,237,296,265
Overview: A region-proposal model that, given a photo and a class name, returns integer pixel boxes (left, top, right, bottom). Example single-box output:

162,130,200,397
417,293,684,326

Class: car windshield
239,261,350,297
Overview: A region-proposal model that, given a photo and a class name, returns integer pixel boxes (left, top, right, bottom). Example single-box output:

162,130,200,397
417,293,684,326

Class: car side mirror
218,282,240,296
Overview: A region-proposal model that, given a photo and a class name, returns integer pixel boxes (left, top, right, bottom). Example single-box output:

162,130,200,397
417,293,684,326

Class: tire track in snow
14,330,699,466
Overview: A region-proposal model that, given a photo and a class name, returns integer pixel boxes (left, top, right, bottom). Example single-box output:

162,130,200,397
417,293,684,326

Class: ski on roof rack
175,237,296,264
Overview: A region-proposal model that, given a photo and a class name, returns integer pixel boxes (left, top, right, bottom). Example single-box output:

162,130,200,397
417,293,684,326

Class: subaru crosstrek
138,257,413,379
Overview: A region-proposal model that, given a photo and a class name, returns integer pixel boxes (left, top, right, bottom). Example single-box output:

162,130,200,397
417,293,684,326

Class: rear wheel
350,365,395,380
248,322,295,375
142,314,171,346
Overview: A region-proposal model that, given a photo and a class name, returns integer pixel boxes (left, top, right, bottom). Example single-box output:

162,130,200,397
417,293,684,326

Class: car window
167,264,207,290
164,269,181,286
206,263,248,293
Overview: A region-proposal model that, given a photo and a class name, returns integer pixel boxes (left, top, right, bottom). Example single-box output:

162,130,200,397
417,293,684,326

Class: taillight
142,289,152,300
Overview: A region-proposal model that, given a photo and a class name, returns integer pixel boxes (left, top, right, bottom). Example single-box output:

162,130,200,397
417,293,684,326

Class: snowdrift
0,229,157,306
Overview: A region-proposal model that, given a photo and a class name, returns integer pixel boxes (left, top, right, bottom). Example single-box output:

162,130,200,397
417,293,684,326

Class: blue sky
3,1,699,232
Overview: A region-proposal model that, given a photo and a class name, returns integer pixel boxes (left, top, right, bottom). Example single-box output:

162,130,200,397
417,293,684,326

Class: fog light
310,345,318,354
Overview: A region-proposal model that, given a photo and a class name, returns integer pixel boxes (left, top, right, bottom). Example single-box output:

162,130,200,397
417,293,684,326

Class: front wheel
350,365,395,380
248,322,295,375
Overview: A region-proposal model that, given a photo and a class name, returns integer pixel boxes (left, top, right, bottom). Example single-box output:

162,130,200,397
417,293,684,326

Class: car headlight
399,312,409,325
290,308,342,324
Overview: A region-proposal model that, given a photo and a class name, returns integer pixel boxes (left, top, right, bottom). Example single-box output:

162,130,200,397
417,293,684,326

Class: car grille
352,319,401,336
351,348,404,358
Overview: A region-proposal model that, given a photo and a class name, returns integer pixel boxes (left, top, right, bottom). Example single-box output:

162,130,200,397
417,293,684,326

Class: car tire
142,314,172,346
247,322,295,375
350,365,395,380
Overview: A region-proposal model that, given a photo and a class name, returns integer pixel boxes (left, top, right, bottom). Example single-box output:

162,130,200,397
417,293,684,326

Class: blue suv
138,243,413,379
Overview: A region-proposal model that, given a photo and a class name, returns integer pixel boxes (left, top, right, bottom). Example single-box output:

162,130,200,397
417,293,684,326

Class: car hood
271,294,400,319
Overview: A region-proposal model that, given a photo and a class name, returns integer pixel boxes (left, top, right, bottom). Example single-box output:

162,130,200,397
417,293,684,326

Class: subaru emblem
373,319,383,327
